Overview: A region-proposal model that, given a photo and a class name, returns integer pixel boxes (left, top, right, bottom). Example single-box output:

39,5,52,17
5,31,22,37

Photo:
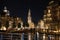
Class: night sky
0,0,51,23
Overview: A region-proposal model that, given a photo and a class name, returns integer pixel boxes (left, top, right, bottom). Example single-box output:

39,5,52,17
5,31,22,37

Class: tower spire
28,9,32,24
28,9,31,16
27,9,34,28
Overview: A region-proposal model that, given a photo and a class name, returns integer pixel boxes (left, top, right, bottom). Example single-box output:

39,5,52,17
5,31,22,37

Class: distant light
43,34,45,40
3,27,6,30
47,13,51,17
17,17,19,20
44,15,46,17
44,18,46,21
1,26,6,30
3,6,8,12
49,18,52,20
53,30,59,33
4,10,8,12
17,28,21,30
48,9,51,13
59,30,60,32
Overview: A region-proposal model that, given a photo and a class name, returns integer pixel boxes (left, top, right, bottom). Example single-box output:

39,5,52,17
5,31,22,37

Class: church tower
28,9,32,24
0,6,10,30
27,9,34,28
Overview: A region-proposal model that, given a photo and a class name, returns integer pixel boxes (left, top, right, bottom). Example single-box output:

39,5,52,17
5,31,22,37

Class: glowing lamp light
4,7,8,12
43,34,46,40
48,9,51,13
4,10,7,12
1,26,6,30
17,28,21,30
3,27,6,30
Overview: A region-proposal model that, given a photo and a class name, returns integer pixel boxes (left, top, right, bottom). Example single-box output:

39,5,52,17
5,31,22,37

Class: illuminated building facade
0,0,60,40
38,0,60,40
